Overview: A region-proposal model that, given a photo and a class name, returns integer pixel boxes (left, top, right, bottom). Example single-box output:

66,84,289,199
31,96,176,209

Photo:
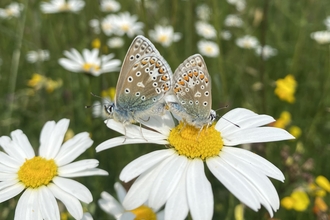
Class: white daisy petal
187,159,213,220
39,120,56,147
0,182,25,203
10,130,35,158
123,157,169,210
39,118,69,159
221,150,279,213
60,168,108,177
0,135,32,162
148,154,188,211
0,178,18,191
120,149,175,182
38,186,60,220
223,127,294,146
0,173,17,181
115,182,126,204
0,151,21,168
165,168,189,220
207,157,261,211
222,147,285,181
58,159,100,175
15,189,42,220
140,111,175,136
52,177,92,204
98,191,124,218
48,183,83,220
96,136,168,152
119,212,136,220
58,59,83,72
55,132,93,166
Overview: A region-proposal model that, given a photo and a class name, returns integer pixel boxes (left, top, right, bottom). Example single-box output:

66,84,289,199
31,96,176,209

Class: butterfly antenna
214,104,229,112
222,117,240,128
90,92,103,99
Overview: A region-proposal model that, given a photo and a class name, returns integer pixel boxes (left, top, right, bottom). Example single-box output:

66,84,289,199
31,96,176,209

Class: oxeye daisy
236,35,259,49
58,48,121,76
40,0,85,14
197,40,220,57
149,25,182,47
100,0,120,12
195,21,217,39
0,2,24,19
0,119,108,220
112,12,144,38
310,31,330,44
98,182,164,220
26,49,50,63
97,108,294,219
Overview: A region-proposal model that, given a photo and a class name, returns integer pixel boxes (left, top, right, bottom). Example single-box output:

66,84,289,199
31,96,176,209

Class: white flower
196,4,211,21
81,213,93,220
89,19,101,34
324,16,330,30
149,25,181,47
197,40,220,57
220,30,232,40
0,2,24,19
255,45,278,60
310,31,330,44
107,37,125,48
98,182,165,220
97,108,294,220
236,35,259,49
113,12,144,37
227,0,246,11
0,119,108,220
100,0,120,12
195,21,217,39
26,50,50,63
58,48,121,76
224,14,243,27
40,0,85,14
101,14,117,36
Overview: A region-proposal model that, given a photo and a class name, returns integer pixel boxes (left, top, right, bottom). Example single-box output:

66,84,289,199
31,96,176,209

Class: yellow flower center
18,156,58,188
60,3,71,11
121,24,130,31
168,122,223,160
82,63,100,72
130,205,157,220
159,35,168,43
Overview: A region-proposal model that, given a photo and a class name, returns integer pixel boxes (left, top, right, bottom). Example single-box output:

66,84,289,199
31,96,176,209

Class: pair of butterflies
105,35,216,128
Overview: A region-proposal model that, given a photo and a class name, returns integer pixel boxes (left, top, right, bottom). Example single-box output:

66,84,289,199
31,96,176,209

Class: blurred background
1,0,330,219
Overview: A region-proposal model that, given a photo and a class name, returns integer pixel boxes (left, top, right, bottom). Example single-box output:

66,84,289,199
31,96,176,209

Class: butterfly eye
105,104,114,114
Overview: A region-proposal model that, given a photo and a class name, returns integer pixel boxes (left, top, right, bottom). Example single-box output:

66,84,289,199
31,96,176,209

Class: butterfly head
104,103,115,118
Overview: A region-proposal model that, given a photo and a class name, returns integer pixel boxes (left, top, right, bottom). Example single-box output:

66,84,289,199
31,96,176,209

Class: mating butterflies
167,54,216,128
105,35,172,124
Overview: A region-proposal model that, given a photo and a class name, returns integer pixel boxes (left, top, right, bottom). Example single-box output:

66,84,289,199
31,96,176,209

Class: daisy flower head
100,0,120,12
89,19,101,34
149,25,182,47
227,0,246,11
40,0,85,14
324,16,330,30
58,48,121,76
113,12,144,38
220,30,232,40
0,2,24,19
236,35,259,49
196,4,211,21
101,14,117,36
97,108,294,220
255,45,278,60
26,49,50,63
107,37,125,48
98,182,164,220
195,21,217,39
0,119,108,220
197,40,220,57
224,14,243,27
310,31,330,44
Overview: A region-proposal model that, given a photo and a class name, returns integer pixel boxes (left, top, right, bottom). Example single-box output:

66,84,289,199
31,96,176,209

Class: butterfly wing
115,36,172,119
115,35,161,97
172,54,212,126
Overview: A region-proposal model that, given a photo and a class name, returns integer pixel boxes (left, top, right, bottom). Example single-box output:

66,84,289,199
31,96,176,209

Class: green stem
7,0,28,132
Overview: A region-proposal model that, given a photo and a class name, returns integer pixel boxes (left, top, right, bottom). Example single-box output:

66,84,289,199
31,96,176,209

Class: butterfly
105,35,172,125
167,54,216,128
